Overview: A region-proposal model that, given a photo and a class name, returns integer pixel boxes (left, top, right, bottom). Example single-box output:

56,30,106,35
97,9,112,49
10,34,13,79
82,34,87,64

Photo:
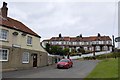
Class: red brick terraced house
42,34,112,53
0,2,48,71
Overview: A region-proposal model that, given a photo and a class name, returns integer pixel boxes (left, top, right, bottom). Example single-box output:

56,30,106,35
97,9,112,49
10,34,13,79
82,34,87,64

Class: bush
70,54,76,56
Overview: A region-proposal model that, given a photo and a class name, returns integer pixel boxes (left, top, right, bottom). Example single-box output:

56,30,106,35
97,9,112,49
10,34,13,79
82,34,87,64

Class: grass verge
85,58,118,79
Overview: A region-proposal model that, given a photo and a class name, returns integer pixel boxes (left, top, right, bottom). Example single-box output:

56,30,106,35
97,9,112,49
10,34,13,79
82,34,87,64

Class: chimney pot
3,2,7,7
1,2,8,18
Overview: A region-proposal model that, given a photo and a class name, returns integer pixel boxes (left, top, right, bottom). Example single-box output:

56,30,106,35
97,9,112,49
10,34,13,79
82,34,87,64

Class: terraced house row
42,34,113,53
0,2,48,70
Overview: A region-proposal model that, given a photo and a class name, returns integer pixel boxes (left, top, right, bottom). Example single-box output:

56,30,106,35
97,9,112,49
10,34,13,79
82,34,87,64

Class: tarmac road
2,60,100,78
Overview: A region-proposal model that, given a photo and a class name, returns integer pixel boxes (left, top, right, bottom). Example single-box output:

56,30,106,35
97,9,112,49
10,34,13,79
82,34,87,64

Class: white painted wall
1,26,47,52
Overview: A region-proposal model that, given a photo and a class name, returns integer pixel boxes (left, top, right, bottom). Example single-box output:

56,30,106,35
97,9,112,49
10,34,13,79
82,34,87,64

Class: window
27,36,32,45
63,41,66,45
73,42,76,45
59,41,61,45
0,29,8,41
108,41,112,44
79,42,82,45
84,42,87,45
0,49,9,61
22,52,29,63
96,46,100,51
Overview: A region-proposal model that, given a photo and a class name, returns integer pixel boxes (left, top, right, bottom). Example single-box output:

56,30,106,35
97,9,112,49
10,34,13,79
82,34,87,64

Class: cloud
7,2,118,41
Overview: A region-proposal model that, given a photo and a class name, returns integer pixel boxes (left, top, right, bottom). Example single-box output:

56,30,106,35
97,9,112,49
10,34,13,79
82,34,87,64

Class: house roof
50,37,70,41
42,39,50,42
0,16,41,38
89,36,112,41
43,36,112,42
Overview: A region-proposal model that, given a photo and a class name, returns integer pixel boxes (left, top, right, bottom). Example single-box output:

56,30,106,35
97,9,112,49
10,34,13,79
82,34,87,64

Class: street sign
115,37,120,42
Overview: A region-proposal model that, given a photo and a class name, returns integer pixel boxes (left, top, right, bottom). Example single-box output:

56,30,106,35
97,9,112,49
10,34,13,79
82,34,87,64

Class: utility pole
104,35,107,59
112,35,115,52
118,1,120,49
93,46,95,56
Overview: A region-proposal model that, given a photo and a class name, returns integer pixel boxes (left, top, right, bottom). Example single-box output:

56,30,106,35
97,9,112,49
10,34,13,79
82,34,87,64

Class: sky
0,0,119,46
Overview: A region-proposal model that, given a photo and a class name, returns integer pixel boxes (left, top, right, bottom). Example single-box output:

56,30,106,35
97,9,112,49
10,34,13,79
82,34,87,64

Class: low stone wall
48,56,63,65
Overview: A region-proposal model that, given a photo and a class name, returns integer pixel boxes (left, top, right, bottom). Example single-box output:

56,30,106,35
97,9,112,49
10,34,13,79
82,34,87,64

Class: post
118,1,120,49
112,35,115,52
93,46,95,56
67,53,70,59
104,35,107,59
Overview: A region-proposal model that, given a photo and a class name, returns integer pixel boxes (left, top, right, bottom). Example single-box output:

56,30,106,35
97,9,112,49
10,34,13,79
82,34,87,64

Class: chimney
97,33,101,37
1,2,8,18
59,33,62,38
80,34,82,38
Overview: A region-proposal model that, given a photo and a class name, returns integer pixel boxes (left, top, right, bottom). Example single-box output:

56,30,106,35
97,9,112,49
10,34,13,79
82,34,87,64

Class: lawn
85,58,118,79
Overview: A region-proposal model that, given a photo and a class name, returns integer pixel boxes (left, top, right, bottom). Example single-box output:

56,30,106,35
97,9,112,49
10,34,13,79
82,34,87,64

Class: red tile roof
89,36,112,41
0,16,41,38
50,37,70,41
43,36,111,42
42,39,50,41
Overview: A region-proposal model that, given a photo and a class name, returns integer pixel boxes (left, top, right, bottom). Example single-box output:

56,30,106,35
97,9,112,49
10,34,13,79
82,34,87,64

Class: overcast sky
0,0,119,46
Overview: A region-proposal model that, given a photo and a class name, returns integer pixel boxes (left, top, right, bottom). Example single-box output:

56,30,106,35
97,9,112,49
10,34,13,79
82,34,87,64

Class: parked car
56,59,73,69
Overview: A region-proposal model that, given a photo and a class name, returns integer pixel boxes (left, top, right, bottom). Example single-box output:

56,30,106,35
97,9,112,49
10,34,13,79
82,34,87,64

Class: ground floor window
0,49,9,61
22,52,29,63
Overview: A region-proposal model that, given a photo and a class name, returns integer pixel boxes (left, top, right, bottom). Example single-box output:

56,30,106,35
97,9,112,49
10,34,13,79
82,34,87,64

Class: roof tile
0,16,40,38
44,36,111,42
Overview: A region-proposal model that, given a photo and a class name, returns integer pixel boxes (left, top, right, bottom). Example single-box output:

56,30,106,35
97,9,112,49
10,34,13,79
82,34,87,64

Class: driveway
2,60,100,78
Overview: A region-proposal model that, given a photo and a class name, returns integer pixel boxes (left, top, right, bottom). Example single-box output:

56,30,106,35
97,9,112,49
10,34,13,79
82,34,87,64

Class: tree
49,45,64,55
45,43,51,53
63,48,69,56
77,47,85,54
45,44,70,56
50,46,60,55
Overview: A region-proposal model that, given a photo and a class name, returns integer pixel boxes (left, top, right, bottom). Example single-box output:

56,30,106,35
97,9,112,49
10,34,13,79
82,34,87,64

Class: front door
33,54,37,67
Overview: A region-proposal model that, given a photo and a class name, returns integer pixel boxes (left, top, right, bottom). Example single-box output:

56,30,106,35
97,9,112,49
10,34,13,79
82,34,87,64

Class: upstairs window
27,36,32,45
0,29,8,41
0,49,9,61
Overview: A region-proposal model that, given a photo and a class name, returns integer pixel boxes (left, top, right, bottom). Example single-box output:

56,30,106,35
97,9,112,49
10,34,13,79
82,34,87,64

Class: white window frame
81,42,84,45
108,41,112,44
0,29,8,41
22,52,29,63
79,42,82,45
52,41,55,45
59,41,61,45
0,49,9,61
27,36,32,45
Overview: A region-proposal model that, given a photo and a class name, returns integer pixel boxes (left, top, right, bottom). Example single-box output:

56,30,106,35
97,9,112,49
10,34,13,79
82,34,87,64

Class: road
2,60,100,78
